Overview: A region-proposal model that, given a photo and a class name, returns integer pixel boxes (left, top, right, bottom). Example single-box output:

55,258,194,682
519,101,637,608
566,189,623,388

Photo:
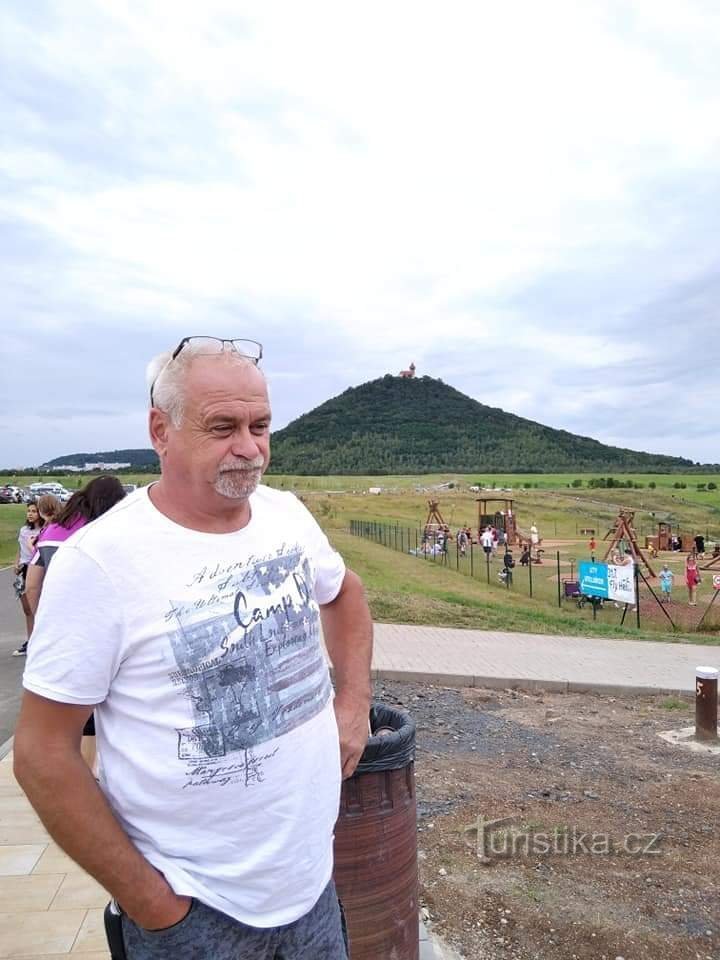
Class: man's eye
251,422,269,434
211,424,234,435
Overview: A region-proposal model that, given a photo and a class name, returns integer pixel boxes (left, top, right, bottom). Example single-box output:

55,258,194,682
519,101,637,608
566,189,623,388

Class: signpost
578,560,638,621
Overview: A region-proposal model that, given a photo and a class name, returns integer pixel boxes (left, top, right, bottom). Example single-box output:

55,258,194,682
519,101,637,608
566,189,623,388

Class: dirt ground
375,680,720,960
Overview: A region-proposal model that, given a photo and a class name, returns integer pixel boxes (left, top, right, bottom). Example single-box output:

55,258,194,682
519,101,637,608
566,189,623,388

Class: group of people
658,555,703,605
13,336,372,959
13,478,127,656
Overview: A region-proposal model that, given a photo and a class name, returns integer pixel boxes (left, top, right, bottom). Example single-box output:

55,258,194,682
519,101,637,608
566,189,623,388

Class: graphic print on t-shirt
164,542,332,787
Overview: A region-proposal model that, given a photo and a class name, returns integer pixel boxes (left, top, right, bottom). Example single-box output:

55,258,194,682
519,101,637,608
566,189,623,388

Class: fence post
529,555,533,598
635,565,641,628
557,551,562,607
470,540,474,578
486,550,490,584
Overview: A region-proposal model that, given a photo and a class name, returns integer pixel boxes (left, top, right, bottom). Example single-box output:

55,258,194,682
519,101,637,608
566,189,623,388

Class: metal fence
348,519,720,635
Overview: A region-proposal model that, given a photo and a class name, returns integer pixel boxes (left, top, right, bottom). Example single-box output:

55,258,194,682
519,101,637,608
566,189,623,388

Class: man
14,337,373,959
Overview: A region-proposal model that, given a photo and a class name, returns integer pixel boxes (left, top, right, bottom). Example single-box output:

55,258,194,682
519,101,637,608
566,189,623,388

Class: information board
578,561,636,605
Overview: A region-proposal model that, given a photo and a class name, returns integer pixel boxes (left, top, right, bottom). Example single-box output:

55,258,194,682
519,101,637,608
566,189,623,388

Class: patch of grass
660,696,690,711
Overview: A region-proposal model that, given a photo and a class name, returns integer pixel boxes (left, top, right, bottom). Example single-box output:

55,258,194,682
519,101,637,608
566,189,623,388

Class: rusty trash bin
333,704,418,960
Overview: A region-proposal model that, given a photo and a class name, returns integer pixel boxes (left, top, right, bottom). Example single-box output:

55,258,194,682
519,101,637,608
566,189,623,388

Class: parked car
0,485,24,503
122,483,138,494
27,482,72,501
0,487,17,504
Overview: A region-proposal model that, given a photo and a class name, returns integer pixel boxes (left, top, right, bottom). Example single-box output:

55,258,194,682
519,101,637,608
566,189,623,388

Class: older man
14,337,373,959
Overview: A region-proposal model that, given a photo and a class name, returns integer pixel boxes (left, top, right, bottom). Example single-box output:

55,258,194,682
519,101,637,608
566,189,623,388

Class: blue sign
578,562,609,598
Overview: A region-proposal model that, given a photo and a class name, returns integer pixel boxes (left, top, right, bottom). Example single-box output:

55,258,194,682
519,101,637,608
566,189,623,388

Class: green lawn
327,529,717,645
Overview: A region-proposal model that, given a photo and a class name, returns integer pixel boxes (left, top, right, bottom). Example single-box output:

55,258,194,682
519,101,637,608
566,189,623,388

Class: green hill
39,376,708,475
42,449,159,470
267,375,696,474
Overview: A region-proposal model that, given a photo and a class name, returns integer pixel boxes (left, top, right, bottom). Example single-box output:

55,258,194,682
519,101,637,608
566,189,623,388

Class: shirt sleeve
23,546,125,706
293,497,346,605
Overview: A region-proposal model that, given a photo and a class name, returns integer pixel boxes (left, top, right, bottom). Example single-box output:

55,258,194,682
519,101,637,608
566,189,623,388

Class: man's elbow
12,721,37,790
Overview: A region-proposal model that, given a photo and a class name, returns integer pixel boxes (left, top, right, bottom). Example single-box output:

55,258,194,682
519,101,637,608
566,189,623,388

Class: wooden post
557,551,561,607
695,667,718,741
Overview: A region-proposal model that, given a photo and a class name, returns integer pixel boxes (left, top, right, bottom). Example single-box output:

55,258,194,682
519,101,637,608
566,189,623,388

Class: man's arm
320,568,373,779
13,692,191,930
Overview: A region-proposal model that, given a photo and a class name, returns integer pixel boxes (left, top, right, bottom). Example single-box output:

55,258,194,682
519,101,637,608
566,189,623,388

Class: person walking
12,495,60,657
15,336,372,960
685,554,701,606
12,502,43,651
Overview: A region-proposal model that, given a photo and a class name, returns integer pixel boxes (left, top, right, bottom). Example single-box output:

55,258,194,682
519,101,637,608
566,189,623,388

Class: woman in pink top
25,475,126,616
685,554,701,606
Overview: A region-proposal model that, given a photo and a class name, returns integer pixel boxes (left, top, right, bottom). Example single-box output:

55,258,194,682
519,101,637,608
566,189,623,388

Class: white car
28,482,72,501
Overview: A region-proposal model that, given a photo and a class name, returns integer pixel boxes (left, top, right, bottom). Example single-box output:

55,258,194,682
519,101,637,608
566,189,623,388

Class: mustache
217,457,265,473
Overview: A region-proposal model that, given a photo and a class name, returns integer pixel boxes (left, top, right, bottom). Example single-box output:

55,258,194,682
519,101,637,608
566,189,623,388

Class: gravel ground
374,679,720,960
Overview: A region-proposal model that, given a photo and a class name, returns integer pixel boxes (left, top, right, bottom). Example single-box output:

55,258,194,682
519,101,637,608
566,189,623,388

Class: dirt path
376,680,720,960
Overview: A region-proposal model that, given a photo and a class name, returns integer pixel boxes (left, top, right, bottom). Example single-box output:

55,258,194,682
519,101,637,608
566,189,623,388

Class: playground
296,478,720,642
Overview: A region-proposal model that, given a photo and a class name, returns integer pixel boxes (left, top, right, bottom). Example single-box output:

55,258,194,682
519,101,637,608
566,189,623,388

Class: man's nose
229,429,261,460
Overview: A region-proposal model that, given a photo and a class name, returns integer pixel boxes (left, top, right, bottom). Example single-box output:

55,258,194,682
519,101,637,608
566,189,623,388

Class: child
502,548,515,586
659,564,673,603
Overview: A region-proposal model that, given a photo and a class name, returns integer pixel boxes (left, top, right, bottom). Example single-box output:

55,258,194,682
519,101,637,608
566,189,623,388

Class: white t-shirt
23,484,346,928
480,530,494,548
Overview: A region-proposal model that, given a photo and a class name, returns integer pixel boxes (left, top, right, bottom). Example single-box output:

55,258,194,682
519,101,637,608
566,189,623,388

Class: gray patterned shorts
119,880,348,960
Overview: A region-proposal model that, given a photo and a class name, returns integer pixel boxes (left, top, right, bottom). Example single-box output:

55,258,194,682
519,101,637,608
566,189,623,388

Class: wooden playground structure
475,497,518,544
423,499,450,539
603,509,656,577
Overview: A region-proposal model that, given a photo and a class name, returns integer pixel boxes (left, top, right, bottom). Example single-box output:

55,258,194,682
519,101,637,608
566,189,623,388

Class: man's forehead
185,356,269,403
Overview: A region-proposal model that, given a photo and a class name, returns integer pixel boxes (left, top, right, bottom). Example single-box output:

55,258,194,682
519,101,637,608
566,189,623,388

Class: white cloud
1,0,720,464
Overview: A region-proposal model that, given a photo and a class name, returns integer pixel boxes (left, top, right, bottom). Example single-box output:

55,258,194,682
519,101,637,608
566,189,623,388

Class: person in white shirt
14,337,373,959
480,526,494,559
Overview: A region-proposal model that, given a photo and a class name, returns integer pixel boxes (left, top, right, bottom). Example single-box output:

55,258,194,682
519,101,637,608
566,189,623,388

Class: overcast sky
2,0,719,468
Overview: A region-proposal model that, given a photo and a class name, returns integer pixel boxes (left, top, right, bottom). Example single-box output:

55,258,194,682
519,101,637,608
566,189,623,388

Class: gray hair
146,345,264,428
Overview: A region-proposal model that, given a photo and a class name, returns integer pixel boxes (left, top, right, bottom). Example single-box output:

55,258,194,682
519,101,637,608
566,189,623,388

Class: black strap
103,902,128,960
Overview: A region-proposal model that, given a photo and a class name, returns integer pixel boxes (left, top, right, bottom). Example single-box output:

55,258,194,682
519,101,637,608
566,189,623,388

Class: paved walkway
372,623,720,695
2,621,718,957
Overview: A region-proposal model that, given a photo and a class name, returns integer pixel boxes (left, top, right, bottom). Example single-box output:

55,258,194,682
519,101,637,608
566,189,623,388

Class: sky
1,0,719,468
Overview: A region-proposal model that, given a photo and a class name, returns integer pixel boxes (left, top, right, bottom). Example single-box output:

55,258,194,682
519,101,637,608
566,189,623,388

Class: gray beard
213,468,262,500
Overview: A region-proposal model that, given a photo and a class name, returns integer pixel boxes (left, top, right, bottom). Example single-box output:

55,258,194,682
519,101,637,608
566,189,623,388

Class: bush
571,479,583,488
708,482,717,491
648,481,656,489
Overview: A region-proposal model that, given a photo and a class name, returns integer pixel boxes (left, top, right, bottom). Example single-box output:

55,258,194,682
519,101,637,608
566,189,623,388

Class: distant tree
648,481,656,489
708,482,717,491
571,479,583,488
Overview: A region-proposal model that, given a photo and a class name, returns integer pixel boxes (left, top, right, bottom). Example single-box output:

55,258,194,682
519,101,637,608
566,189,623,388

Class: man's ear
149,408,172,458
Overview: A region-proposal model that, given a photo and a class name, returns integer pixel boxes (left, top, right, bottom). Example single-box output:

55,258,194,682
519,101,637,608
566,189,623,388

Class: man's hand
130,889,193,931
334,693,370,779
